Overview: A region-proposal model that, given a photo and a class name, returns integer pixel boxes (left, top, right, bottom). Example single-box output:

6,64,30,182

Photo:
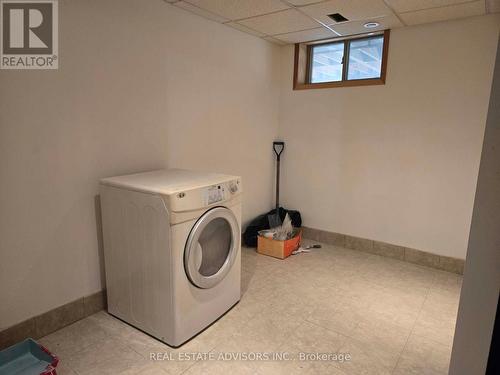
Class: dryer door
184,206,240,289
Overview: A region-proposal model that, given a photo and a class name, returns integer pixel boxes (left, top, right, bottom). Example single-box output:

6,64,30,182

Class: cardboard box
257,229,302,259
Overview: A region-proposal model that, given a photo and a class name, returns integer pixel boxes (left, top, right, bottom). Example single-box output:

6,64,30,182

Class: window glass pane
347,36,383,80
310,42,344,83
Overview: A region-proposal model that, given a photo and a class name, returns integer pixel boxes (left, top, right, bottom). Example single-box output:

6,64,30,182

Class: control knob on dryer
229,182,238,194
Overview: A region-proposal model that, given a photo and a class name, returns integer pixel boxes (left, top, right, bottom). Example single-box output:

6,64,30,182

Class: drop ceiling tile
330,13,403,35
385,0,476,13
487,0,500,13
186,0,289,20
399,0,486,25
300,0,393,25
225,21,267,37
174,1,229,22
263,36,288,45
273,27,339,43
238,8,321,35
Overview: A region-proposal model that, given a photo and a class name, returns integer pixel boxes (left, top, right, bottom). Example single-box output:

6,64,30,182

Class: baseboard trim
301,226,465,275
0,290,106,350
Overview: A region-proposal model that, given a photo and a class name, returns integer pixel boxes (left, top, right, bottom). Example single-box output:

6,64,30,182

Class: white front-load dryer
99,169,242,347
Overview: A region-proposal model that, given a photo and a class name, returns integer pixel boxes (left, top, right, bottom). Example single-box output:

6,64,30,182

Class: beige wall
162,5,280,226
278,15,500,259
0,0,280,330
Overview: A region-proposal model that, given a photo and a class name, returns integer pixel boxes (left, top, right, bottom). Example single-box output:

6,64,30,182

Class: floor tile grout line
39,324,115,372
186,326,242,373
303,317,360,341
390,274,434,374
178,358,200,375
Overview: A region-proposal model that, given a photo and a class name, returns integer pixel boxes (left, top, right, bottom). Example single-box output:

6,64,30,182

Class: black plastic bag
243,207,302,247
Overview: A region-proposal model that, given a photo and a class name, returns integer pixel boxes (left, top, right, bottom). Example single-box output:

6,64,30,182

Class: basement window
294,30,390,90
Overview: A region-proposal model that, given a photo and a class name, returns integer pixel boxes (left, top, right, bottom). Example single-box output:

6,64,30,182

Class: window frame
294,29,390,90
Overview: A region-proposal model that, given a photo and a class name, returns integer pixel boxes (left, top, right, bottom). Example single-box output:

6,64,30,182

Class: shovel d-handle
273,141,285,210
273,141,285,161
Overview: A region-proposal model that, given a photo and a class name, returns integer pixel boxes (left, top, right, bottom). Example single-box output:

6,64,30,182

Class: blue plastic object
0,338,58,375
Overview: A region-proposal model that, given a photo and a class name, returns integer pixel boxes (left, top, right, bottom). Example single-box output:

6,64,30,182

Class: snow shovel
268,141,285,228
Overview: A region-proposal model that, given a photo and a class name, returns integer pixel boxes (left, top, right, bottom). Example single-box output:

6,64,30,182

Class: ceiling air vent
327,13,348,23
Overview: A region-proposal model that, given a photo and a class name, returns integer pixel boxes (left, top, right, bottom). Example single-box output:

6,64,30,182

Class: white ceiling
165,0,500,44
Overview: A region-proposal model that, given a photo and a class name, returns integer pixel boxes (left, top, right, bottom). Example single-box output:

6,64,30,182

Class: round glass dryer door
184,207,240,289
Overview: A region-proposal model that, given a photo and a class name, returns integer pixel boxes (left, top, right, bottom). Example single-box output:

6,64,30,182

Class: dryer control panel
204,185,225,205
203,179,241,206
167,178,242,213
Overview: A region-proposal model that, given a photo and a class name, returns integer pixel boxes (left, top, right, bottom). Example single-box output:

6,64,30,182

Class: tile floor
40,240,462,374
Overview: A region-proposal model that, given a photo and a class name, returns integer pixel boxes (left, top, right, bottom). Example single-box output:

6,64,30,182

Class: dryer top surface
100,169,240,196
